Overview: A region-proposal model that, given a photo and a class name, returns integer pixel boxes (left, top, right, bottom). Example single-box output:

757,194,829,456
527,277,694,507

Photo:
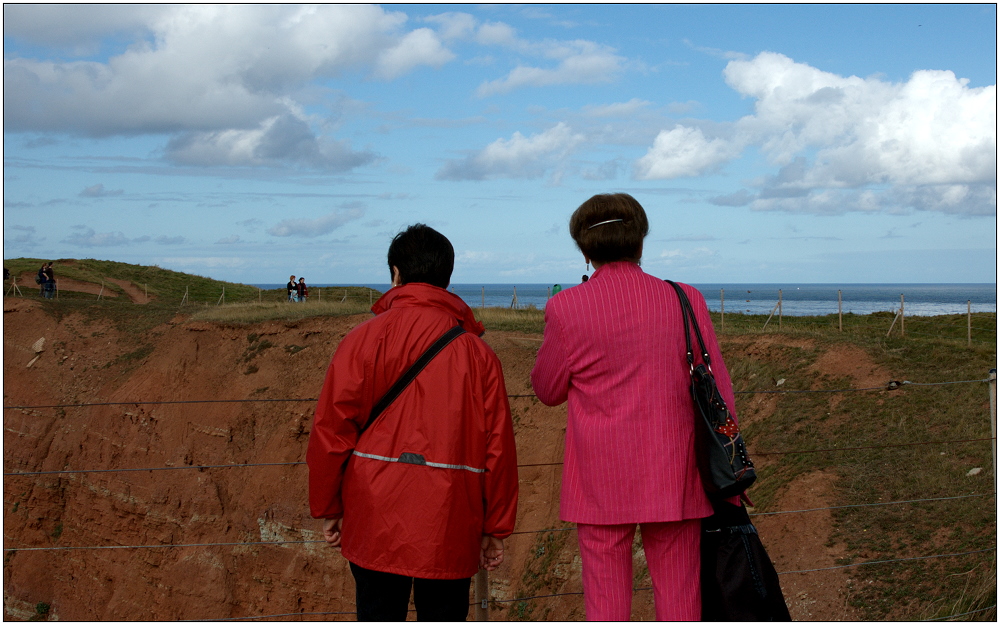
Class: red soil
3,299,856,621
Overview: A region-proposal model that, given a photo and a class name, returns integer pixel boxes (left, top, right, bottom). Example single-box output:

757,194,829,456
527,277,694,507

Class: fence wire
4,434,993,477
2,374,992,412
4,493,992,552
3,376,995,620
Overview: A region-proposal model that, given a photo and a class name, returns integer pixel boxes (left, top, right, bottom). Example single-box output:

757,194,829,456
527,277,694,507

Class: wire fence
3,376,997,621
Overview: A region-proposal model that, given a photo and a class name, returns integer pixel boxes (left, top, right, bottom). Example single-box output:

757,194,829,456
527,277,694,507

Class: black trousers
349,561,472,622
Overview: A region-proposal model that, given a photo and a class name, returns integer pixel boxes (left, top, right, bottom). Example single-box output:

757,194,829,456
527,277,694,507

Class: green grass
716,319,996,621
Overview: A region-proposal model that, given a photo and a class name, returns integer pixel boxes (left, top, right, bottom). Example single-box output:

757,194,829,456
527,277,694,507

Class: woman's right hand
480,535,504,570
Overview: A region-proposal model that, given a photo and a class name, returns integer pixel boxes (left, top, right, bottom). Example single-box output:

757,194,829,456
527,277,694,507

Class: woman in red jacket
531,194,738,621
308,224,518,621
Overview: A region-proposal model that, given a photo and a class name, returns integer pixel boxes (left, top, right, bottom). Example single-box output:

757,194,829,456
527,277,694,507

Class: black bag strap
359,324,466,435
666,280,712,369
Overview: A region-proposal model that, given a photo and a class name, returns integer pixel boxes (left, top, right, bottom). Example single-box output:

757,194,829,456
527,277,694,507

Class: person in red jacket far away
307,223,518,621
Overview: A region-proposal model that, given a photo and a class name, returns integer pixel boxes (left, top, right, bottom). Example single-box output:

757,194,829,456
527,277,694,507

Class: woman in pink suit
531,193,739,621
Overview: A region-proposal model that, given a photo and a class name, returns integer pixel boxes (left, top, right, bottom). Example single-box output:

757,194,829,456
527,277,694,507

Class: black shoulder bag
358,325,466,435
665,281,789,621
666,280,755,498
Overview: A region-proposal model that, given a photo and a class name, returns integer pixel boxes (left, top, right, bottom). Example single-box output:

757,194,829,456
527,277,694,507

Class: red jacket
307,283,518,579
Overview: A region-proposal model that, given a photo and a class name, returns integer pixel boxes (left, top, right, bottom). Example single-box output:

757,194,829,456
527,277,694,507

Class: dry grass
474,306,545,333
190,299,373,324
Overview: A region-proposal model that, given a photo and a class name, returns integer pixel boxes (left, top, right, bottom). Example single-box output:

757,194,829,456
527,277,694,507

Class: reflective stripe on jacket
307,283,518,579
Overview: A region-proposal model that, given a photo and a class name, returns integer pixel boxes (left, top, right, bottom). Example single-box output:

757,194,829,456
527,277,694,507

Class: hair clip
587,218,624,230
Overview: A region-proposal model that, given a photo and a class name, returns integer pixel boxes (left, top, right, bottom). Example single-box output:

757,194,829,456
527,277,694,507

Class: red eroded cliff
2,299,584,621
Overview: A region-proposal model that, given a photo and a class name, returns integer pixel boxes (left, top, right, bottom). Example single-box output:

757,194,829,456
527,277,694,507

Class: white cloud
164,113,377,171
436,122,585,180
79,183,124,198
62,226,129,247
4,224,41,247
423,12,478,41
375,28,455,80
268,206,365,238
2,4,167,52
476,40,625,97
637,52,996,216
635,126,742,179
420,12,626,96
4,4,450,170
583,99,651,118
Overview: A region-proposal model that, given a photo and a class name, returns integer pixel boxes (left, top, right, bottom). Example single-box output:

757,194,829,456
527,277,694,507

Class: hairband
587,218,624,230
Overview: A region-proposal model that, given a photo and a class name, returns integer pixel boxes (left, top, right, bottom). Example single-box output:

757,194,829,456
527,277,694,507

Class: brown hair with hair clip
569,193,649,264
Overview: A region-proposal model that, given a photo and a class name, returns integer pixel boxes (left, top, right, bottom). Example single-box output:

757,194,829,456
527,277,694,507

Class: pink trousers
576,519,701,621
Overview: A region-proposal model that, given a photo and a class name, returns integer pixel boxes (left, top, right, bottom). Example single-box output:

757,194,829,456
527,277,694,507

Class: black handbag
701,500,791,621
666,280,756,499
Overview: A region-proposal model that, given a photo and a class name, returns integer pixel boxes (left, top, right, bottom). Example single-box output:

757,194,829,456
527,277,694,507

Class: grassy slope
4,257,379,306
718,314,997,621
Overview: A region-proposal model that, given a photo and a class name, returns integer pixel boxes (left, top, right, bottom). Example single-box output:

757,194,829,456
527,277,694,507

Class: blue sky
3,4,996,285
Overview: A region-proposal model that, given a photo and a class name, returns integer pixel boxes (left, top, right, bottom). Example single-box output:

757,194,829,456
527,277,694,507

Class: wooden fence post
838,290,843,332
181,286,189,305
217,287,225,306
778,289,783,330
967,300,972,347
97,279,104,301
720,289,725,332
989,369,997,494
511,286,518,309
900,294,905,337
474,569,489,621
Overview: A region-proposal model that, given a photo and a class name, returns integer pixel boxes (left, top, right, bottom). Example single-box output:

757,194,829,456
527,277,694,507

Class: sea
252,282,997,317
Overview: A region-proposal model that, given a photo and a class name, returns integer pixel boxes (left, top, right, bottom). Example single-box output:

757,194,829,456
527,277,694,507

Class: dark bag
666,280,756,499
701,500,791,621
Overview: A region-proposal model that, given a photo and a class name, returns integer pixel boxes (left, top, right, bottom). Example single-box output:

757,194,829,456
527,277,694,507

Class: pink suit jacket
531,261,738,525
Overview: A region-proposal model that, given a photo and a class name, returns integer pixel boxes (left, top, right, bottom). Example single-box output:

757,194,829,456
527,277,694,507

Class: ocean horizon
253,282,997,317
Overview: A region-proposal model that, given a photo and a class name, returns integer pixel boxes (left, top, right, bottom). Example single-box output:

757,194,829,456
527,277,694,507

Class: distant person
307,223,519,621
531,193,739,620
287,275,297,302
297,277,308,303
581,274,588,283
552,284,562,296
43,262,55,299
36,262,54,298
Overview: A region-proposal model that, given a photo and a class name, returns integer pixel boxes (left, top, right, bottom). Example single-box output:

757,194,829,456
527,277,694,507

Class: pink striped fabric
531,261,738,524
577,520,701,621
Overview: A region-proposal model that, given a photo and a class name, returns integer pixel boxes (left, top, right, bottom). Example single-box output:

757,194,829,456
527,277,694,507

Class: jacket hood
371,283,485,337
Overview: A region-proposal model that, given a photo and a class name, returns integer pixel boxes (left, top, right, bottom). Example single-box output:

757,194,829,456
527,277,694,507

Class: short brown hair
569,193,649,263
